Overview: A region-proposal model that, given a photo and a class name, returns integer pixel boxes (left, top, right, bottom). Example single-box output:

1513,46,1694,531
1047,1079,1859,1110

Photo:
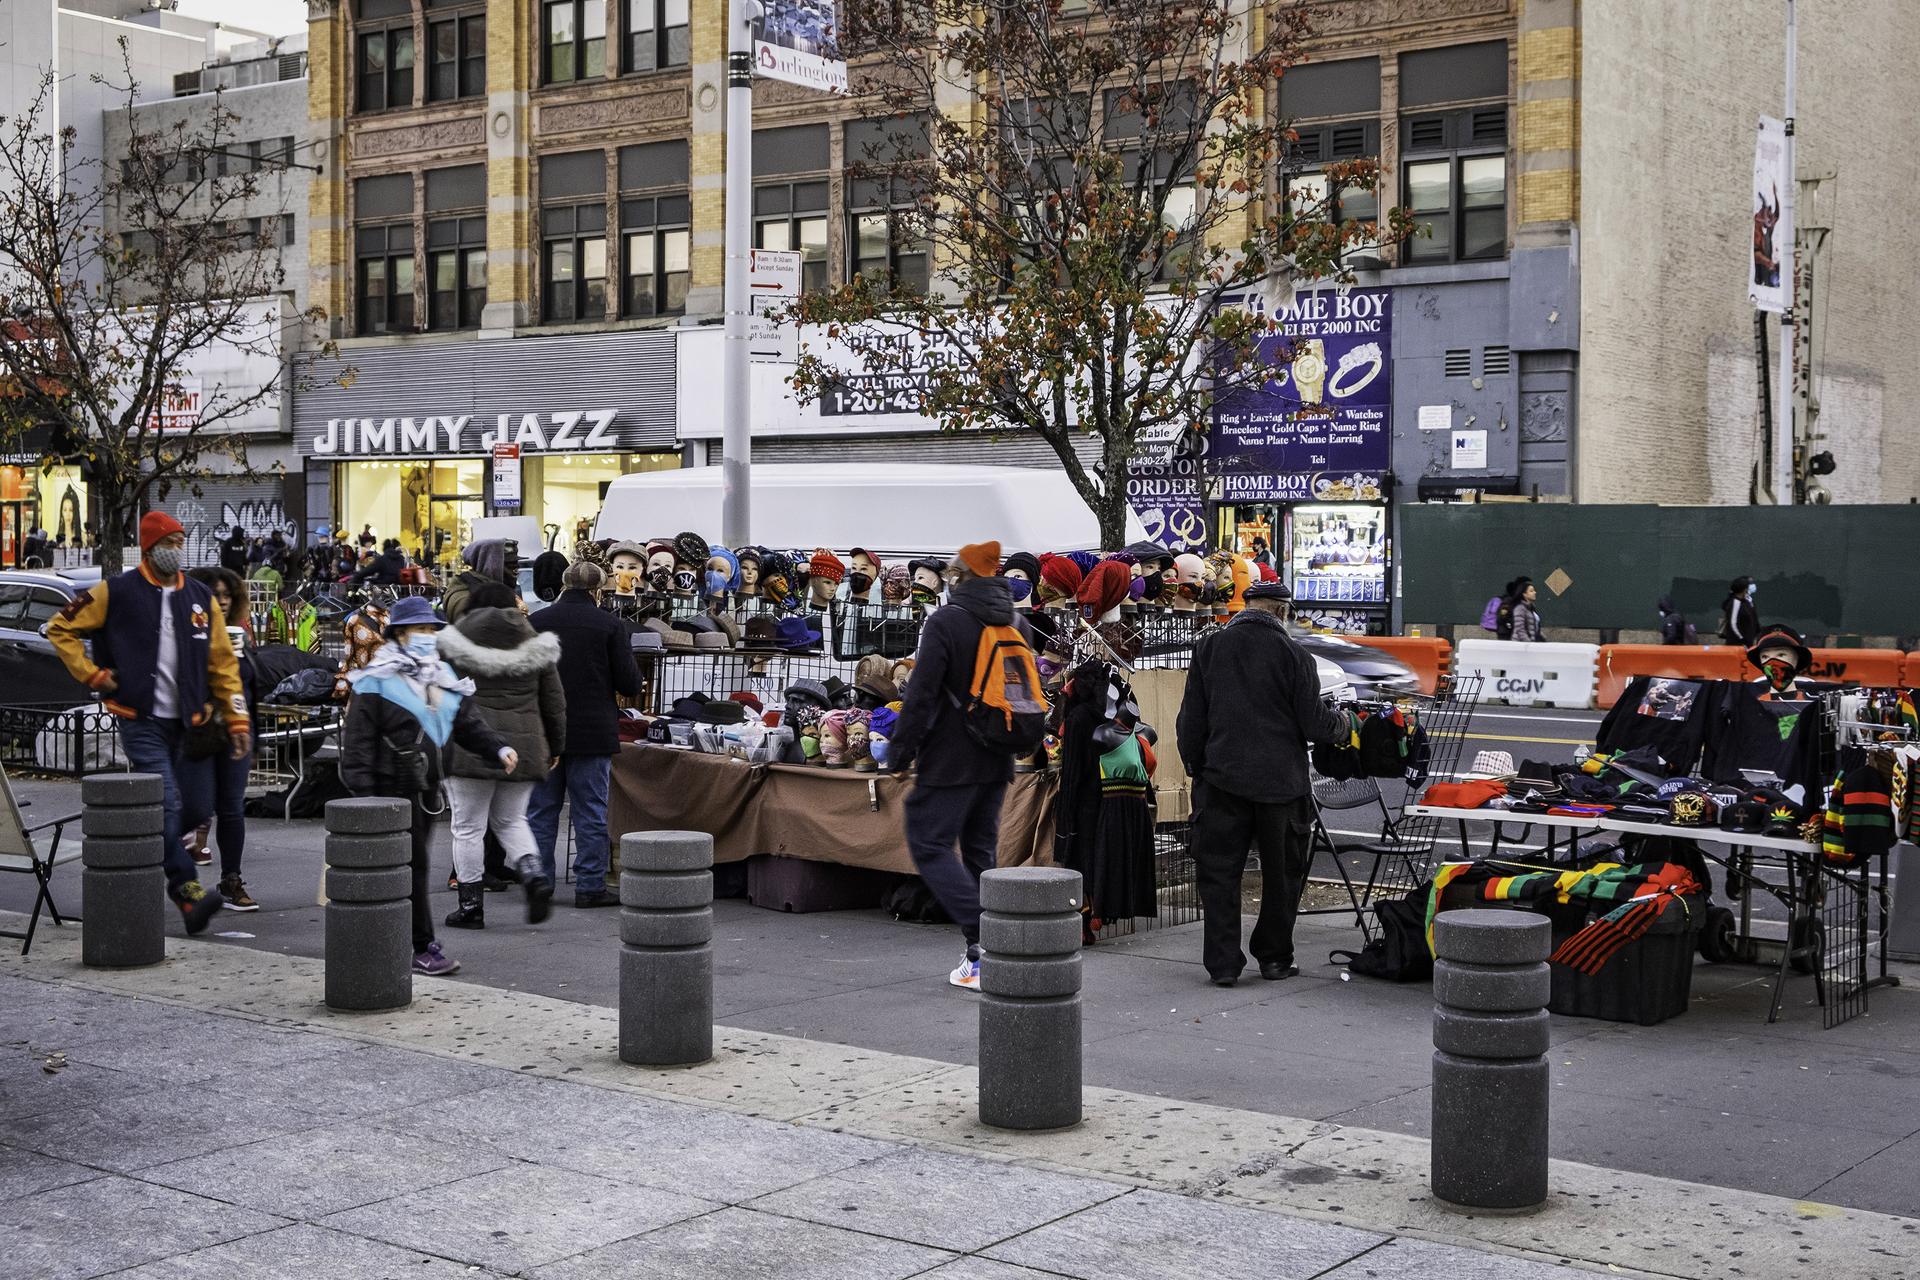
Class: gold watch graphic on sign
1291,339,1327,405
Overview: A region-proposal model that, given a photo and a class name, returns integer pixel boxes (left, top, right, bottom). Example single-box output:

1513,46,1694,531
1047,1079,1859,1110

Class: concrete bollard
80,773,166,968
1431,909,1552,1213
978,866,1084,1131
324,798,414,1012
618,831,714,1066
1888,844,1920,963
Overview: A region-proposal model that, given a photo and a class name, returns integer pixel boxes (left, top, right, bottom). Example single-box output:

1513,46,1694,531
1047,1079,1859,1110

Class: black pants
410,796,437,953
1192,786,1312,979
904,780,1008,956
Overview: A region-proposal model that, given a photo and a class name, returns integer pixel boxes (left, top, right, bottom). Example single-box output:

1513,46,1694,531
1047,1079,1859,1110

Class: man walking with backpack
888,540,1045,990
1178,580,1350,986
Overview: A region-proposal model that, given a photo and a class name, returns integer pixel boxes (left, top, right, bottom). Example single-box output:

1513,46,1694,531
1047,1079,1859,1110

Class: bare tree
0,51,338,571
791,0,1409,547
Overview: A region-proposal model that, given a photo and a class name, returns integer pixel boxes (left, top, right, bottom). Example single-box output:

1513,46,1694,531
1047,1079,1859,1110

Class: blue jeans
180,747,250,878
116,717,212,891
526,755,612,890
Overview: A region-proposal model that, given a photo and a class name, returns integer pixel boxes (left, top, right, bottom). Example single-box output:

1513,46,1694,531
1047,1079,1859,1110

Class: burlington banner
753,0,847,94
1211,285,1392,500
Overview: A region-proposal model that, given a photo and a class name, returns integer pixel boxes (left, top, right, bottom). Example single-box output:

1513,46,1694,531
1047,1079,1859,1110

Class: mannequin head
809,574,838,608
736,549,761,594
849,549,882,598
880,563,911,605
645,548,675,593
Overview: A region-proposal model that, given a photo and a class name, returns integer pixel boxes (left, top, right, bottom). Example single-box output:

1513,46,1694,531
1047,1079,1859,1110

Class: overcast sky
175,0,310,39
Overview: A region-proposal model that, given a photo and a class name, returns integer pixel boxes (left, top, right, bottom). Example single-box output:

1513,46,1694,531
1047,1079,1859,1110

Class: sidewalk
6,920,1919,1279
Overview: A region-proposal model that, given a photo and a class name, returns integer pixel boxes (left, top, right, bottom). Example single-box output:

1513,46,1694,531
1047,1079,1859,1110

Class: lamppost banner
753,0,847,94
1749,115,1788,314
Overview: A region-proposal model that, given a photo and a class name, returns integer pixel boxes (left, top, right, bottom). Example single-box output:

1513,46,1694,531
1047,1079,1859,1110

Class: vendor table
1409,804,1900,1026
609,744,1056,874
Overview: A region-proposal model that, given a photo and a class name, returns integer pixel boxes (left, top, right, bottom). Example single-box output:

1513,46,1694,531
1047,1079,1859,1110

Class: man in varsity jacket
48,511,253,933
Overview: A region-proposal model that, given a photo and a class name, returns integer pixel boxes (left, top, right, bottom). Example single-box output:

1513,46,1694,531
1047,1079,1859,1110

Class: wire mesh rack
1348,672,1484,907
1818,861,1869,1029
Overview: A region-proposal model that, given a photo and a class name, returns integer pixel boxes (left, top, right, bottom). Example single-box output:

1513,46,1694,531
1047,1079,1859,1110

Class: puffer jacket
436,606,566,782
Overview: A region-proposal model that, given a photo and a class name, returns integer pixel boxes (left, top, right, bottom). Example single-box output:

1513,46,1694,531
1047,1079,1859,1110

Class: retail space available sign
753,0,847,94
1211,286,1392,499
491,443,522,506
307,411,623,457
748,250,801,362
145,377,204,431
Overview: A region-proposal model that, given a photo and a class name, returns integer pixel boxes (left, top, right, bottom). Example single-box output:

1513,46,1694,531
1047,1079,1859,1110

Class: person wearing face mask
1718,576,1760,648
442,538,511,623
339,595,516,977
48,512,253,935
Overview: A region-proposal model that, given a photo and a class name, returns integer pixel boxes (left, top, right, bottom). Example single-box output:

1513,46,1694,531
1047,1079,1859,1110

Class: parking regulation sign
748,249,801,363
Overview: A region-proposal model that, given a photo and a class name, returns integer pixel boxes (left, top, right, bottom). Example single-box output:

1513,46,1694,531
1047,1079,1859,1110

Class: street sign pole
721,0,761,546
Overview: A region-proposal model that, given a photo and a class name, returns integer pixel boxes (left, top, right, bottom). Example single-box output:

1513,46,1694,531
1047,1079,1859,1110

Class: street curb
6,912,1917,1277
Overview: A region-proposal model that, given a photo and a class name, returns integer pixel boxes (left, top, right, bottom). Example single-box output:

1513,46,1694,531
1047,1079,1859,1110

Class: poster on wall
1212,286,1392,499
1287,503,1387,607
753,0,847,94
1749,116,1788,314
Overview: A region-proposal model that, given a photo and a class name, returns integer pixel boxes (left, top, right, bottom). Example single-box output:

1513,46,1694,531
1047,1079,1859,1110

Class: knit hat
140,510,184,553
880,563,911,604
562,560,605,592
955,541,1001,578
809,549,847,585
1243,580,1292,602
1039,554,1083,599
1256,560,1279,581
1001,551,1042,583
673,531,709,568
1063,550,1100,576
644,539,674,562
1076,559,1131,617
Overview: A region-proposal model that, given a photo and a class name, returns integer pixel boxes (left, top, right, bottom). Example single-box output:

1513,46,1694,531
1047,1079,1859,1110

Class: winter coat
1509,601,1543,642
436,606,566,782
888,576,1028,787
340,672,507,798
1719,594,1759,647
528,588,641,755
1176,607,1345,804
219,535,249,575
353,548,406,586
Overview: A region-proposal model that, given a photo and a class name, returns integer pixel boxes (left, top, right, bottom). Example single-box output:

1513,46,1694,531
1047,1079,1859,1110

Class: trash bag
269,668,340,705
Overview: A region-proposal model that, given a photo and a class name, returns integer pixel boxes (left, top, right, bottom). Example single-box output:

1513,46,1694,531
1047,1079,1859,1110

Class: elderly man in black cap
1176,578,1352,986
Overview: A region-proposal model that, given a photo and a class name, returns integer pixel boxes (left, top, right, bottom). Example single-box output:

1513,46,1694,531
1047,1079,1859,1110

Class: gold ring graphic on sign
1327,342,1383,399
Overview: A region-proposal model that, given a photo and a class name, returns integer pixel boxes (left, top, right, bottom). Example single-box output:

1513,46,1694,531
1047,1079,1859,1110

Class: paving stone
0,1174,283,1279
61,1015,359,1085
0,1054,150,1120
535,1206,952,1280
140,1122,509,1218
112,1223,507,1279
319,1162,716,1273
0,1144,97,1199
1314,1237,1591,1278
206,1041,512,1121
750,1147,1124,1252
4,1081,326,1173
981,1188,1385,1280
374,1072,697,1165
915,1261,1068,1280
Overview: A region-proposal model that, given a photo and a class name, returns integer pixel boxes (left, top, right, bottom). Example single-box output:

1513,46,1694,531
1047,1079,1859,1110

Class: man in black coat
528,561,642,907
889,540,1031,990
1177,580,1349,986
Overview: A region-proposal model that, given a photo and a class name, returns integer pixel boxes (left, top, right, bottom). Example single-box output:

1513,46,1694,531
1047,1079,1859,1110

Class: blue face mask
404,632,438,659
1006,577,1033,603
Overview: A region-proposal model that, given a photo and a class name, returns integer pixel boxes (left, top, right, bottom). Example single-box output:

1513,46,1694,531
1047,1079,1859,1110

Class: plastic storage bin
747,854,894,914
1543,895,1702,1025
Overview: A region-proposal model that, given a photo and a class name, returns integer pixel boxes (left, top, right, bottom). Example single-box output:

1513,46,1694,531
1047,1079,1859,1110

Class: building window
845,116,930,295
624,0,689,73
849,207,928,294
428,216,487,330
621,197,690,316
429,9,486,101
544,0,606,84
356,224,416,334
754,184,829,293
544,204,607,321
1402,153,1506,263
1396,46,1508,264
356,25,414,113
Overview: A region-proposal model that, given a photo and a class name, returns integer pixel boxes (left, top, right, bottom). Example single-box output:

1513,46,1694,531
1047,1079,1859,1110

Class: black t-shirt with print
1597,676,1715,776
1703,682,1823,800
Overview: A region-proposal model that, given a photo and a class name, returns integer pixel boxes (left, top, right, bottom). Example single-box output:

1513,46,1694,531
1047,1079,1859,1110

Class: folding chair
1301,774,1400,934
0,764,83,955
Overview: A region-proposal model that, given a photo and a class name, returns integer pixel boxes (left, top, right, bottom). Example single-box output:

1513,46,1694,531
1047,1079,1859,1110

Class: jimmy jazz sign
308,411,622,458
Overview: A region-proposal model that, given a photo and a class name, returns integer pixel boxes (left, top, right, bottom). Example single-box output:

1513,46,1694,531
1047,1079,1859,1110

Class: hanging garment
1595,676,1716,776
1089,732,1158,921
1702,684,1823,799
1821,758,1897,865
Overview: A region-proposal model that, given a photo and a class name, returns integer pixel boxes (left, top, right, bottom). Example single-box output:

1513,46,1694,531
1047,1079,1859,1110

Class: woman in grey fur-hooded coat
435,605,567,923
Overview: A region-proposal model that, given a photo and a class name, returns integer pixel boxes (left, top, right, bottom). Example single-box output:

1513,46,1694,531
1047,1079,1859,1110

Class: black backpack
1331,887,1434,982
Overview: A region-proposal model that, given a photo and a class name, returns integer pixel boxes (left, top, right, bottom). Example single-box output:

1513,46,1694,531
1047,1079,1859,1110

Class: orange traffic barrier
1776,649,1909,687
1595,645,1750,709
1350,636,1453,696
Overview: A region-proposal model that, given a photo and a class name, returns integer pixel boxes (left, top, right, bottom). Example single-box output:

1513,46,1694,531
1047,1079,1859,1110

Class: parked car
1294,629,1421,699
0,570,97,707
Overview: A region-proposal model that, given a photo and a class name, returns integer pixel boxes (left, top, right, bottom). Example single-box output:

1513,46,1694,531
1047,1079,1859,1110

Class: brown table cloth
609,745,1056,874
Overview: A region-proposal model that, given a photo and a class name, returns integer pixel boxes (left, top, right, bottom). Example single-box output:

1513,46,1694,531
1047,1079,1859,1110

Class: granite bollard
324,797,414,1012
978,866,1084,1131
80,773,166,968
619,830,714,1066
1431,908,1552,1212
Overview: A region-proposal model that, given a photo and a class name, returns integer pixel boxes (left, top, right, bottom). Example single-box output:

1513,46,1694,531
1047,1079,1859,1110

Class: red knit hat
1256,560,1279,582
1076,559,1131,616
140,510,184,553
809,549,847,585
1038,554,1082,599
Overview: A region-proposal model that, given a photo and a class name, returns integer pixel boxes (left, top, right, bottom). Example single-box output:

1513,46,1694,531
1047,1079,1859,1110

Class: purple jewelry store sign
1212,286,1392,499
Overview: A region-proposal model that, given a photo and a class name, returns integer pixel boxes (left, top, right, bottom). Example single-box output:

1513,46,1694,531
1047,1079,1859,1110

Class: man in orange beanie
49,511,252,933
889,539,1041,990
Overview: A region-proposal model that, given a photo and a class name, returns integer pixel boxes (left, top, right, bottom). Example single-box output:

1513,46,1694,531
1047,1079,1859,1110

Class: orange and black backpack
954,624,1049,753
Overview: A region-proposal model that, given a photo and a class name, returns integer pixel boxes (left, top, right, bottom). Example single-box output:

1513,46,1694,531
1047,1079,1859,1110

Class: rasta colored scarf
1428,859,1702,974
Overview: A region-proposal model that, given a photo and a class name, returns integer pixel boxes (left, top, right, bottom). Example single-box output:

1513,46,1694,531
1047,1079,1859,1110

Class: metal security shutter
154,476,296,570
749,432,1101,469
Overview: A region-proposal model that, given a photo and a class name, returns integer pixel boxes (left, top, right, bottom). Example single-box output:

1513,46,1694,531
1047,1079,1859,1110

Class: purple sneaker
412,942,460,976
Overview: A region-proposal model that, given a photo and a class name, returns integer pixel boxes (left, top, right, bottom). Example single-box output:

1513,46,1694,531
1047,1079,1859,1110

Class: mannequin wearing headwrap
1076,560,1131,624
759,550,796,609
880,562,911,606
1037,554,1084,608
819,709,852,767
705,544,741,604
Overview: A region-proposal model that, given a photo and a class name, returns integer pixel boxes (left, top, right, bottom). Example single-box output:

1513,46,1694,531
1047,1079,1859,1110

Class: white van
593,462,1147,557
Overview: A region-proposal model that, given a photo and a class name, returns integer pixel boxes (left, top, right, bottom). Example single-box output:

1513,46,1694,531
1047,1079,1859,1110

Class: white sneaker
948,955,980,991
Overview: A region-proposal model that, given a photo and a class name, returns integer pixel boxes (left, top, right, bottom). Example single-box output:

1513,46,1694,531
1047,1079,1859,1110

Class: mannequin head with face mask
1746,624,1811,695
